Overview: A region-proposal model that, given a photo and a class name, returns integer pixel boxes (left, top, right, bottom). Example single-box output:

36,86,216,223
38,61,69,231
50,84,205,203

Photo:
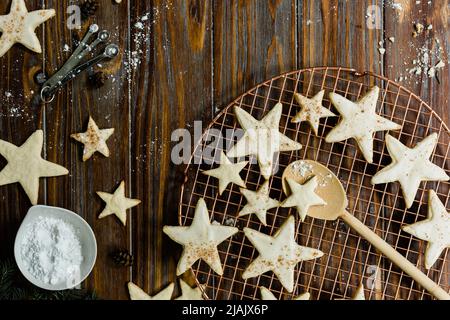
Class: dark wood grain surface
0,0,448,299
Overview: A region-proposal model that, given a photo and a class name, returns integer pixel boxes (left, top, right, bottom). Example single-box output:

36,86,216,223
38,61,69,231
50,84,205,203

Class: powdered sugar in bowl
14,205,97,291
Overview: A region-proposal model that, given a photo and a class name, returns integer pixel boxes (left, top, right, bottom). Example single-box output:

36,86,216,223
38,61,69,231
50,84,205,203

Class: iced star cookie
163,198,238,276
0,0,55,57
402,190,450,269
371,133,449,208
227,103,302,179
291,90,336,135
242,215,323,292
325,86,401,163
128,282,174,300
260,286,310,300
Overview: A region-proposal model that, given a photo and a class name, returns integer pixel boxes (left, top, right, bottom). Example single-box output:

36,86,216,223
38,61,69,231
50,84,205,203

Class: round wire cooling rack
178,67,449,300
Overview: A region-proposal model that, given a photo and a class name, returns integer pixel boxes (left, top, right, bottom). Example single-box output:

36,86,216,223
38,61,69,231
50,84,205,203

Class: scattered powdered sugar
291,161,313,177
20,216,83,286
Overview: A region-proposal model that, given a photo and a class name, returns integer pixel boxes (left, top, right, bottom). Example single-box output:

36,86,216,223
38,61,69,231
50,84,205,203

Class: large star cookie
97,181,141,226
175,279,204,300
291,90,336,135
71,117,115,161
227,103,302,179
242,215,323,292
128,281,174,300
371,134,449,208
163,198,238,276
0,0,55,57
402,190,449,269
202,151,248,195
260,287,310,300
0,130,68,204
281,176,327,222
325,86,401,163
238,181,280,226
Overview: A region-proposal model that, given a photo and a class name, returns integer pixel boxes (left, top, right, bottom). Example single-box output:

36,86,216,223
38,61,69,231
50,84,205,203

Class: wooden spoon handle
341,210,449,300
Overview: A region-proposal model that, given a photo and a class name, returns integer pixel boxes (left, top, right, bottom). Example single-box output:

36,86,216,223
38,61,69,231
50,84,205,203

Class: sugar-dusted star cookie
97,181,141,226
0,0,55,57
175,279,204,300
243,215,323,292
238,181,280,226
281,176,327,222
227,103,302,179
291,90,336,135
325,86,401,163
372,134,449,208
128,281,174,300
202,151,248,195
352,283,366,300
71,117,115,161
0,130,68,205
260,287,310,300
402,190,450,269
163,198,239,276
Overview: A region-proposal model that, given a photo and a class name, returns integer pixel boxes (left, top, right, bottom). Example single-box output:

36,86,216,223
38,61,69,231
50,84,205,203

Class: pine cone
81,0,99,19
89,71,108,88
112,250,134,267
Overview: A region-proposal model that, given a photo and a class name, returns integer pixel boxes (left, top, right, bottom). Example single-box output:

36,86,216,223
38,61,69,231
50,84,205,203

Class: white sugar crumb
388,37,395,43
378,47,386,55
63,44,70,52
291,161,313,177
5,91,12,98
391,2,403,10
306,19,312,25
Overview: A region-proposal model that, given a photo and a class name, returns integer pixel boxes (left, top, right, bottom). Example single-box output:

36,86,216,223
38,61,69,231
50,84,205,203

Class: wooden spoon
282,160,449,300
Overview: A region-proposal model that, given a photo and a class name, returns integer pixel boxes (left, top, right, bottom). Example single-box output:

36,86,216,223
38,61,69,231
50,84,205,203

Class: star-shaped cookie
325,86,401,163
0,0,55,57
175,279,204,300
97,181,141,226
291,90,336,135
402,190,450,269
71,117,115,161
238,181,280,226
281,176,327,222
260,287,310,300
242,215,323,292
128,281,174,300
163,198,239,276
227,103,302,179
0,130,68,205
202,151,248,195
352,283,366,300
371,133,449,208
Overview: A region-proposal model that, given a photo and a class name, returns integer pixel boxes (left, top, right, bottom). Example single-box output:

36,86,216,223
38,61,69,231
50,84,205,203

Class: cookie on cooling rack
242,215,323,293
227,103,302,180
202,151,248,195
163,198,238,276
238,181,280,226
371,133,449,209
128,281,174,300
291,90,336,135
402,190,450,269
281,176,327,222
325,86,401,163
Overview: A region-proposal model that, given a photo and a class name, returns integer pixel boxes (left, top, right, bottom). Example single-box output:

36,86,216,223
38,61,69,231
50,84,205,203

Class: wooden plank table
0,0,448,299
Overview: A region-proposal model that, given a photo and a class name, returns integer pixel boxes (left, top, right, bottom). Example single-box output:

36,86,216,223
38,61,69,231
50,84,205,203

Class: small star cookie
128,281,174,300
97,181,141,226
227,103,302,179
260,286,310,300
0,130,68,205
372,133,449,208
163,198,238,276
291,90,336,135
0,0,55,57
202,151,248,195
325,86,401,163
71,117,115,161
243,215,323,292
402,190,450,269
238,181,280,226
281,176,327,222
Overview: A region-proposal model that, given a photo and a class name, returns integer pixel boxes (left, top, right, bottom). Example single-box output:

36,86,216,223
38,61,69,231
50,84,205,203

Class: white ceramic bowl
14,205,97,291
